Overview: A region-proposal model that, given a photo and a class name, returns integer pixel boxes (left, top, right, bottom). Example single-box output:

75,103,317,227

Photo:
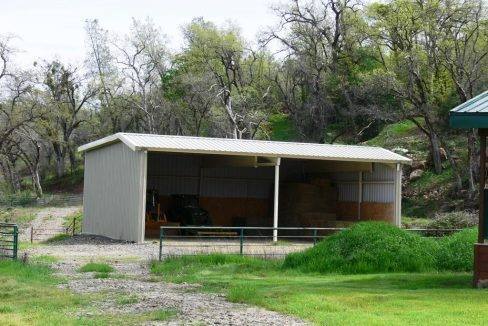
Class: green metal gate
0,223,18,259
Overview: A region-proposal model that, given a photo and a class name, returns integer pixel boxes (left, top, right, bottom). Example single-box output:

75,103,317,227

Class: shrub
283,222,438,274
435,228,477,272
427,211,477,230
0,191,36,207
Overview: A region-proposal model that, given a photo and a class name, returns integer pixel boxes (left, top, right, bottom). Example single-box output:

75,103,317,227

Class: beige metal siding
83,142,146,242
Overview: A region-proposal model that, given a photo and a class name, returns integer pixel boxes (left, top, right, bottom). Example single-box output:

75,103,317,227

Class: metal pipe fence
0,223,18,260
157,226,467,261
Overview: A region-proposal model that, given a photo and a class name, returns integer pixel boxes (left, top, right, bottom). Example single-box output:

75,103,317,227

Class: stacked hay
279,179,337,227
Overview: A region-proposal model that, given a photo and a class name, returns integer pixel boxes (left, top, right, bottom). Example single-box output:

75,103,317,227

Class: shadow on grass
323,273,472,291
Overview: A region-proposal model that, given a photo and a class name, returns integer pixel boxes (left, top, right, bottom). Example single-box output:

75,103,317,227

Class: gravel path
26,235,309,325
19,206,80,242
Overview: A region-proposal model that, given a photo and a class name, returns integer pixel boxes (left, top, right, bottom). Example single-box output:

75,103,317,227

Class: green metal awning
450,90,488,128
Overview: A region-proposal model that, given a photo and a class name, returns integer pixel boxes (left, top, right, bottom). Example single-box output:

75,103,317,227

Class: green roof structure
450,90,488,128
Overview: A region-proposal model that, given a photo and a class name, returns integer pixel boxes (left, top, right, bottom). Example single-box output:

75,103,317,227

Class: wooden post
273,158,281,242
30,227,33,243
479,129,486,243
358,172,362,220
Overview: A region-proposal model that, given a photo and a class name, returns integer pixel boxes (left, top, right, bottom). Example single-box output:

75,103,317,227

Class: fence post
30,227,33,244
239,228,244,255
159,227,164,261
313,229,318,246
72,217,76,236
13,225,18,260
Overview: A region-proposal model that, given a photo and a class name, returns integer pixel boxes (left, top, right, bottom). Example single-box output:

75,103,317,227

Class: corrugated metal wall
83,142,146,242
332,163,395,203
147,153,274,199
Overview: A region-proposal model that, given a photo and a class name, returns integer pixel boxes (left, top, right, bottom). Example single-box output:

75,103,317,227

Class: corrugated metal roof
78,133,411,164
450,90,488,114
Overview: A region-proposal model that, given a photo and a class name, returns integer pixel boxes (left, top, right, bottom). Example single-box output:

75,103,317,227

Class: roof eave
137,146,412,165
450,113,488,129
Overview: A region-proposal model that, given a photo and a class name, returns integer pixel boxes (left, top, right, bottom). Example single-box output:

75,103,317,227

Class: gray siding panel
334,163,395,203
83,142,145,242
362,183,395,202
337,183,359,202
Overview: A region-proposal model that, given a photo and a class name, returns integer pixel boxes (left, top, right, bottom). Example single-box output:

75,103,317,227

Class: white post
394,163,402,226
273,157,281,242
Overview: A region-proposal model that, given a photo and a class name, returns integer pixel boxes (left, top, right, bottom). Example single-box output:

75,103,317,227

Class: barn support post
479,129,487,243
273,157,281,242
139,151,148,243
394,163,402,226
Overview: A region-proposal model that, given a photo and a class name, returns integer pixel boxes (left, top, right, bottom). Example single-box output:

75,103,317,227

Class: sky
0,0,280,68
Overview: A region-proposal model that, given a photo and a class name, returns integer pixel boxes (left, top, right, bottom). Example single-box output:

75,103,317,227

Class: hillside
365,120,471,219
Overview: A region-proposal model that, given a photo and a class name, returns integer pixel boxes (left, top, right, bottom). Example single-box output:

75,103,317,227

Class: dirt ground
24,235,309,325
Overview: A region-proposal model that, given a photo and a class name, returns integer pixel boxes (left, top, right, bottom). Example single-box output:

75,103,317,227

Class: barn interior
144,152,396,239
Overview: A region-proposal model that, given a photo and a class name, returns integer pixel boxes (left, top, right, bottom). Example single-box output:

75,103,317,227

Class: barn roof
78,133,411,164
450,90,488,128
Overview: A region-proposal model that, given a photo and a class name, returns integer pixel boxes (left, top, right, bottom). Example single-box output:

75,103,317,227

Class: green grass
284,222,438,274
436,228,477,272
268,113,299,141
0,259,85,325
79,262,115,273
44,233,71,243
366,120,424,153
0,260,176,325
147,309,177,321
116,294,139,305
151,255,486,325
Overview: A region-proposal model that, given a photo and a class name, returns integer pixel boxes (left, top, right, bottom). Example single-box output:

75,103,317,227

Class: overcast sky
1,0,280,68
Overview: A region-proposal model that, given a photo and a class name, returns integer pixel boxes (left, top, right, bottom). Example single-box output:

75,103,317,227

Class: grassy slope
365,120,467,219
0,260,174,325
152,255,486,326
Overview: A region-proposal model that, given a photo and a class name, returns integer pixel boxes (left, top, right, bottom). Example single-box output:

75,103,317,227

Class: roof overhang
450,90,488,129
450,112,488,129
78,133,412,165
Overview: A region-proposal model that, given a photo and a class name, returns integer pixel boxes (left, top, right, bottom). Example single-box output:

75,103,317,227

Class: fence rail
0,194,83,208
157,226,466,260
0,223,18,259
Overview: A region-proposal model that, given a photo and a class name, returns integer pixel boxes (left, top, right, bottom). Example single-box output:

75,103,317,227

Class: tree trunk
52,142,65,177
429,131,443,174
224,96,238,139
68,145,76,172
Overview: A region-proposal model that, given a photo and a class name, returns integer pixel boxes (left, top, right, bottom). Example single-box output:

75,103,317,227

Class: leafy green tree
180,18,277,139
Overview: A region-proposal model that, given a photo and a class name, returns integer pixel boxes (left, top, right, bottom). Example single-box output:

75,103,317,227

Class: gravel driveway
25,235,309,325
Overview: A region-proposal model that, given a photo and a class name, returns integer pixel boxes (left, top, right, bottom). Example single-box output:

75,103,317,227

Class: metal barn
78,133,411,242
